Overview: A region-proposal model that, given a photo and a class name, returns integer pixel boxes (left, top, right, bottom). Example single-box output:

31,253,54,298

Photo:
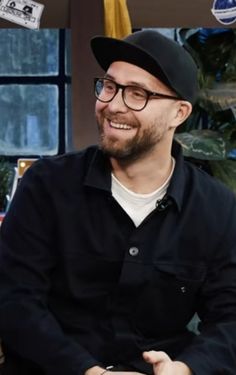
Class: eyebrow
103,73,152,91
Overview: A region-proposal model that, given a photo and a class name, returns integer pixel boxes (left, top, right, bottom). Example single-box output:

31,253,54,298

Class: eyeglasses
94,77,181,111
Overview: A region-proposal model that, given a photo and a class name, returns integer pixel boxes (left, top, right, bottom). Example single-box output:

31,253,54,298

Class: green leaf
199,83,236,112
174,130,226,160
0,159,12,211
209,160,236,194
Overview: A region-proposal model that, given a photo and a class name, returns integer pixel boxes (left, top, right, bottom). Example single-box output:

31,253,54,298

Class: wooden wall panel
0,0,70,28
127,0,233,28
0,0,232,28
71,0,104,150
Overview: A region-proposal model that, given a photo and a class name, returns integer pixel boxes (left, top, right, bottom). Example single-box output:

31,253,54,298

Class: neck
110,144,174,194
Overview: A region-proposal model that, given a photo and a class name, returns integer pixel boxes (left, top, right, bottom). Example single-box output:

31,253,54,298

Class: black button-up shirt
0,142,236,375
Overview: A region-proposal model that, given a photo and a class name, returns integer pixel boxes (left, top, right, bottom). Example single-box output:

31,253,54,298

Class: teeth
110,121,132,130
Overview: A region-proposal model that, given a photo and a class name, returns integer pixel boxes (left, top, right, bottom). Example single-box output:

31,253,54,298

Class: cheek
136,110,159,129
95,100,107,114
147,104,174,126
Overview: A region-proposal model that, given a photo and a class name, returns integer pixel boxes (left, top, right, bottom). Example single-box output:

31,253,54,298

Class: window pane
65,83,72,151
0,29,59,76
0,85,59,156
65,29,72,76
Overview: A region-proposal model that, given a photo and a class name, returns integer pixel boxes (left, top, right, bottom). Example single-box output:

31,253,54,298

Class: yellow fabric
104,0,132,39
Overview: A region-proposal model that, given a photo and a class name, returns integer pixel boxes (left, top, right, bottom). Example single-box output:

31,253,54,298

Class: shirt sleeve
0,161,100,375
176,190,236,375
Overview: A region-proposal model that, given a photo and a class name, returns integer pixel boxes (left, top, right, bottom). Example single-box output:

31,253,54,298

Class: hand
85,366,146,375
143,351,192,375
85,365,105,375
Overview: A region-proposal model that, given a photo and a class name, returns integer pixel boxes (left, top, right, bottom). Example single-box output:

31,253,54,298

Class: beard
96,114,167,162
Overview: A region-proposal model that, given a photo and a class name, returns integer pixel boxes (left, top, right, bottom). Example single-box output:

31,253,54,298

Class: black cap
91,29,199,104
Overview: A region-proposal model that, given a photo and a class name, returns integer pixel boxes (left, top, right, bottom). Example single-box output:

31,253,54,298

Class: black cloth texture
0,142,236,375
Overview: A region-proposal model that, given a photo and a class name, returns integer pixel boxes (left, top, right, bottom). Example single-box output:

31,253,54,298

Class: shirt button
129,247,139,256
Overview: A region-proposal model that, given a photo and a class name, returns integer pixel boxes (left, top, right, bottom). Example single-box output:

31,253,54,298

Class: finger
143,350,171,364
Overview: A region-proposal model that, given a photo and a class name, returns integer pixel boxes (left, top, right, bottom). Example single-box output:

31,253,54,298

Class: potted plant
0,159,12,213
175,28,236,194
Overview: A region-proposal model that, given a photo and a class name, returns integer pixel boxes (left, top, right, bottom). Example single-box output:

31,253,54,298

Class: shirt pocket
133,262,206,337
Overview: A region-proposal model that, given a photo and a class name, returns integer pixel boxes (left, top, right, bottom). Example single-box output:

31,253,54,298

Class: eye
103,80,116,92
129,87,147,100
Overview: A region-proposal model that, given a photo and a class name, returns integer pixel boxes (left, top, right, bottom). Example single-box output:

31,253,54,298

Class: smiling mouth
110,120,132,130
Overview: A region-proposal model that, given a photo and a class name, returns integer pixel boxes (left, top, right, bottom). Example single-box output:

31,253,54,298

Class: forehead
106,61,171,92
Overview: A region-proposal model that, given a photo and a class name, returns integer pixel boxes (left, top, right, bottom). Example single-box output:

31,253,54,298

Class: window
0,29,71,158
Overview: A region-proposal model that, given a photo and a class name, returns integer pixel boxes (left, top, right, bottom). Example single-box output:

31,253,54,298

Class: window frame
0,28,71,162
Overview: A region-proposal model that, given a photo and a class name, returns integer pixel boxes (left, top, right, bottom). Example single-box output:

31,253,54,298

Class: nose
107,88,128,112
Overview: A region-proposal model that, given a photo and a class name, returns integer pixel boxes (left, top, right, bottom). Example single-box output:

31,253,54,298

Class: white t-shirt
111,158,175,227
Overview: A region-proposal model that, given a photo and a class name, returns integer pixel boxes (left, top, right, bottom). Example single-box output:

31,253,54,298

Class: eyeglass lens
95,78,148,111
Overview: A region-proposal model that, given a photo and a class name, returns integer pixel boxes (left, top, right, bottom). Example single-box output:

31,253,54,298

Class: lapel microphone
156,195,173,211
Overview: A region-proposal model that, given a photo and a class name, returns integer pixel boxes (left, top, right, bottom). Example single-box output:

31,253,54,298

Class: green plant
175,28,236,193
0,159,12,212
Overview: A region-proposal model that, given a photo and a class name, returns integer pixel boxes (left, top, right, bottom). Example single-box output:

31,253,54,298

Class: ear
170,101,192,130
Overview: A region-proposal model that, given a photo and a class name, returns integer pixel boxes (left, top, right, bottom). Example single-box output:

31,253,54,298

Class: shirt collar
84,147,112,193
84,141,187,211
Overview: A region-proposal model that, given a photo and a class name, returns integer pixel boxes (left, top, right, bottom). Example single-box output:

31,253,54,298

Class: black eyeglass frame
94,77,182,111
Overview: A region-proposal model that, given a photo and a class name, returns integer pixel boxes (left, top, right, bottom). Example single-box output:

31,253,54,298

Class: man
0,29,236,375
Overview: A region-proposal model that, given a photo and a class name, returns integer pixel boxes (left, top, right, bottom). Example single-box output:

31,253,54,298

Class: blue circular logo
212,0,236,24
